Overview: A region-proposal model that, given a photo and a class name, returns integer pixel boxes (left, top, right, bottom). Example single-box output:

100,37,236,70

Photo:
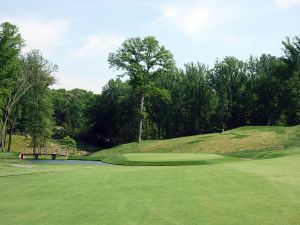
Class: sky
1,0,300,93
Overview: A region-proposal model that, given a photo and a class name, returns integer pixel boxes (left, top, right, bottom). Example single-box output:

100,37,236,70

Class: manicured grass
123,153,224,161
0,154,299,225
1,125,299,224
102,153,237,166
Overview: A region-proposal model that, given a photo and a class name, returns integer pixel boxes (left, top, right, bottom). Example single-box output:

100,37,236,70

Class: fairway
1,154,300,225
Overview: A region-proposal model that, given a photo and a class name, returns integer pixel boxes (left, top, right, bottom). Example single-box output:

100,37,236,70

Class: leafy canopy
108,36,175,95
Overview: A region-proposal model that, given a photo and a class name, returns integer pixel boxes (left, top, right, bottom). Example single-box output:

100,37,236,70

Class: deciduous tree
108,36,174,142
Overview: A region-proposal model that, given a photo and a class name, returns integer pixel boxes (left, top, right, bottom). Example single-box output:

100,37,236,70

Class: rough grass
0,154,299,225
90,125,300,159
4,135,99,159
6,135,63,153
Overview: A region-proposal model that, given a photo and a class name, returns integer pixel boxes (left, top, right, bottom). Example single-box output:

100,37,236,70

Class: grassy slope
0,154,299,225
4,126,300,164
2,135,99,159
86,125,300,165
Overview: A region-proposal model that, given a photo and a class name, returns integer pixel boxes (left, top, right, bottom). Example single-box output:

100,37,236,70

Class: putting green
102,153,230,166
123,153,224,161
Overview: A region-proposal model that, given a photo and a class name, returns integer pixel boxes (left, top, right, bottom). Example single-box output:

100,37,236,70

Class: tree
251,54,286,125
281,36,300,124
21,50,56,148
88,79,139,146
62,136,76,150
51,88,96,139
108,36,175,142
181,63,217,134
0,22,27,152
209,57,250,129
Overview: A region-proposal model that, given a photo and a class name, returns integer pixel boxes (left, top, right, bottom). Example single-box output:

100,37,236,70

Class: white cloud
2,17,70,55
52,72,102,93
70,34,123,60
52,68,115,93
276,0,300,8
159,3,235,39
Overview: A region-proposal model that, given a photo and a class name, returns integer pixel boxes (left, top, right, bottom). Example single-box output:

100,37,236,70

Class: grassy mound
100,148,300,166
5,125,300,164
123,153,223,161
102,153,235,166
87,125,300,164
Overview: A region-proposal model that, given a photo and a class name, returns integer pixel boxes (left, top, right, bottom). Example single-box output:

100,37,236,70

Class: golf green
122,153,224,161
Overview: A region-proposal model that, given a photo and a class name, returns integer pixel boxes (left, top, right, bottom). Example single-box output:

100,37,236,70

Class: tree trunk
138,93,145,143
7,123,13,153
145,118,148,140
0,106,10,152
0,74,34,152
1,117,9,152
7,105,19,152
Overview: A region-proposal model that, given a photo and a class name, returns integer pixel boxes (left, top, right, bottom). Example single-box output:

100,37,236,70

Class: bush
62,136,76,150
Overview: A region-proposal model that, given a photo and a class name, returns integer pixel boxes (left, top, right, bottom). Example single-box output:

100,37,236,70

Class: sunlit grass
92,125,300,158
0,154,299,225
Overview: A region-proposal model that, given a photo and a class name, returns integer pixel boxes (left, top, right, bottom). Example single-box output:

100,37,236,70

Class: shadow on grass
0,152,19,160
100,154,237,166
229,133,250,139
65,146,300,166
223,148,300,160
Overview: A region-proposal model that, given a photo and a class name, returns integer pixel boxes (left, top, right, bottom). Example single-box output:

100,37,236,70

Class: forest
0,21,300,151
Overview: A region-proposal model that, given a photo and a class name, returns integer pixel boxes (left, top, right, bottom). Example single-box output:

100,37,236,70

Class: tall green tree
108,36,174,142
51,88,96,139
21,50,56,148
0,22,27,151
209,57,250,129
88,79,139,146
281,36,300,124
251,54,286,125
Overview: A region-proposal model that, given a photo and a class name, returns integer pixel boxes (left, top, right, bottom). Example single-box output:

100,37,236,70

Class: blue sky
1,0,300,93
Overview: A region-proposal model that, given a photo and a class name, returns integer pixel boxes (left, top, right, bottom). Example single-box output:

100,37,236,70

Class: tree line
0,22,299,151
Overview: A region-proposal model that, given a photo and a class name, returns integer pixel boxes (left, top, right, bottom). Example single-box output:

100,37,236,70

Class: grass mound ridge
102,153,234,166
100,150,300,166
91,125,300,159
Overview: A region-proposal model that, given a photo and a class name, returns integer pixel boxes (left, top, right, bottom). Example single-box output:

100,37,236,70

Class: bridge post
51,154,56,160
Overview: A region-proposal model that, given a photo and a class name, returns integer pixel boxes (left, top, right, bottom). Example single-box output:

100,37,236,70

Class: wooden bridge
20,148,69,160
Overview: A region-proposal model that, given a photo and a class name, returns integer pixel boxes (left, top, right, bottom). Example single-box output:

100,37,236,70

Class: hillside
3,135,99,158
92,125,300,157
4,125,300,164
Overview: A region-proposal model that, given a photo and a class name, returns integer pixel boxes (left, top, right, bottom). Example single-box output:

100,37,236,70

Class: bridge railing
21,148,69,156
